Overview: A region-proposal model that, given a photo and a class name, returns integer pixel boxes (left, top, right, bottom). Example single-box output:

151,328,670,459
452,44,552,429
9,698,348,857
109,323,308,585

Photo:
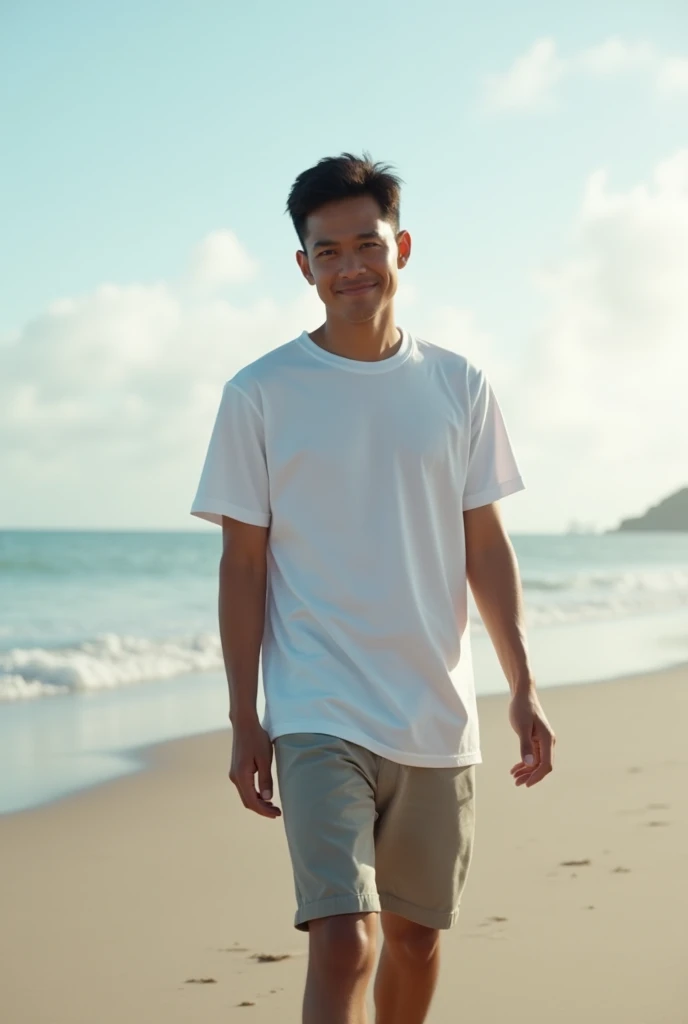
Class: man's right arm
219,515,280,819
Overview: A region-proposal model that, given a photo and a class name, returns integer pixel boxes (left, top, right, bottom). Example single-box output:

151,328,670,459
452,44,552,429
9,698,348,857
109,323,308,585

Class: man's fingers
522,728,554,786
235,768,281,818
520,743,535,766
523,763,552,786
257,757,274,803
524,756,553,786
256,759,281,816
518,722,536,766
236,770,261,811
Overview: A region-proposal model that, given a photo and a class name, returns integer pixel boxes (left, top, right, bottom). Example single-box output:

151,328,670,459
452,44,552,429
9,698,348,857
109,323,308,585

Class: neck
309,307,401,363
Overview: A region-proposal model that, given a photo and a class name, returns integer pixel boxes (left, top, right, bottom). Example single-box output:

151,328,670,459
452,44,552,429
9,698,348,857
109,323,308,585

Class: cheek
380,259,398,289
311,267,332,293
376,250,397,275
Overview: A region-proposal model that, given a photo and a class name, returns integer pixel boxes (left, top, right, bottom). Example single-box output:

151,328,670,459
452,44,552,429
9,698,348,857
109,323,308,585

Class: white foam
0,632,223,701
3,565,687,700
516,566,688,626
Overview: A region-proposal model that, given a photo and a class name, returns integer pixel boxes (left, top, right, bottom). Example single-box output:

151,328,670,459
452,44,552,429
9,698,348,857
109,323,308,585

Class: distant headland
614,487,688,532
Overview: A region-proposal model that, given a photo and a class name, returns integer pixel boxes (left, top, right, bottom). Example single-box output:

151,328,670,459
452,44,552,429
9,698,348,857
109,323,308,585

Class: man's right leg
273,734,382,1024
304,912,377,1024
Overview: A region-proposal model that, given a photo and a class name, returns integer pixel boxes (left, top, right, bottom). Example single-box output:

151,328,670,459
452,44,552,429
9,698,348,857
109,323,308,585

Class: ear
296,249,315,285
396,229,412,269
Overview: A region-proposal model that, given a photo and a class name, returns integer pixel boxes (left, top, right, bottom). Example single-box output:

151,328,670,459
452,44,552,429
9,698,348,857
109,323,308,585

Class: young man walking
191,152,555,1024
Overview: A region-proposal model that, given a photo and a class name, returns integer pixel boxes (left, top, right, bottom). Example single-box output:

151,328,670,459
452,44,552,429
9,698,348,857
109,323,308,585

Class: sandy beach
2,665,687,1024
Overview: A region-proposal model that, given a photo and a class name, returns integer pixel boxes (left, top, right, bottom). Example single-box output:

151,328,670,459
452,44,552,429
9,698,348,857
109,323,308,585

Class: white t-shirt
191,328,525,767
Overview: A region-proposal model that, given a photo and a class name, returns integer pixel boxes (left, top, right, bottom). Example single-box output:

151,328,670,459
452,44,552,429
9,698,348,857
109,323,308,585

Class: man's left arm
464,501,556,787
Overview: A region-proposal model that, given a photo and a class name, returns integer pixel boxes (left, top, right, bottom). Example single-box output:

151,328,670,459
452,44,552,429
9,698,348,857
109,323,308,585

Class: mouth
338,282,377,296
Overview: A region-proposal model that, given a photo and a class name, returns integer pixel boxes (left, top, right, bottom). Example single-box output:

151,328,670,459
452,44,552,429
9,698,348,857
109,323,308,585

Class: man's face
296,194,411,323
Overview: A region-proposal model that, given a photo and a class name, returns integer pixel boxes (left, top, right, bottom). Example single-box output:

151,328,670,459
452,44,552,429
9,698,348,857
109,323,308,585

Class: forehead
304,194,393,245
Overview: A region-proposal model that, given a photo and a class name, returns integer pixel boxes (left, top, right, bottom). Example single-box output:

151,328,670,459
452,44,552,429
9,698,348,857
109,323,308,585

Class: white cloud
483,38,565,111
406,151,688,532
657,56,688,96
188,229,258,290
575,38,656,76
512,149,688,530
484,36,688,112
0,239,322,528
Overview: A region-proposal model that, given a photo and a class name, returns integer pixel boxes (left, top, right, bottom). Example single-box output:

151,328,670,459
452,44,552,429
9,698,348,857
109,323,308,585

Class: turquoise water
1,529,687,812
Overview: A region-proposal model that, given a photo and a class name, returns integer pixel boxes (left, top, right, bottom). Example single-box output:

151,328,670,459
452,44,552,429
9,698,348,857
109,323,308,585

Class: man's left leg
372,761,476,1024
373,912,440,1024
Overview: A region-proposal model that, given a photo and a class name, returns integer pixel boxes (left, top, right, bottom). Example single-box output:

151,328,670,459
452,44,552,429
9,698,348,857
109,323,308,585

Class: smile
339,283,377,295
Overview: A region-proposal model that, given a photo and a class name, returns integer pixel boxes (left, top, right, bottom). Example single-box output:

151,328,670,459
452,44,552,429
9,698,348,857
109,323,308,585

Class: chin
340,298,387,323
342,309,381,325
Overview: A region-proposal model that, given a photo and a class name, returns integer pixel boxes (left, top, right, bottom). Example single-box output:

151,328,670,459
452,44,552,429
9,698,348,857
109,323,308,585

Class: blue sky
2,1,687,532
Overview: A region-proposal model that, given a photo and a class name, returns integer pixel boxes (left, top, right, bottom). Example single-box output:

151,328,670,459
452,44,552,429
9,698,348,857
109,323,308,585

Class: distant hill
615,487,688,532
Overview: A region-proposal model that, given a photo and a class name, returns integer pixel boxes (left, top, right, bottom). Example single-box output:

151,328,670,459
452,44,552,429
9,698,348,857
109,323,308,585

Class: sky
1,0,687,534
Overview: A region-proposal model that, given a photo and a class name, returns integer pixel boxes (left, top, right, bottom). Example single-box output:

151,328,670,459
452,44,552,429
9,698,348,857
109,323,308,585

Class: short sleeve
190,382,271,528
462,369,525,511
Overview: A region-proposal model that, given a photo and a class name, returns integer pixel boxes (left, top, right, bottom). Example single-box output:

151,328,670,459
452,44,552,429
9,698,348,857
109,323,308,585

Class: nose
337,250,367,279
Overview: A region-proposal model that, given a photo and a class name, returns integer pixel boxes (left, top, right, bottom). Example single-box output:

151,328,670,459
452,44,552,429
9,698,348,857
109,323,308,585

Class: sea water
1,529,687,813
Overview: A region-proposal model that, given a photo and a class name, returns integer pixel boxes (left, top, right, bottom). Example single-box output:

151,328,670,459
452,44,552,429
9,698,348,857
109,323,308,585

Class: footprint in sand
621,803,672,817
238,1001,255,1007
478,916,508,928
466,931,505,941
251,953,292,963
647,820,670,827
560,859,591,867
185,977,217,984
612,866,631,873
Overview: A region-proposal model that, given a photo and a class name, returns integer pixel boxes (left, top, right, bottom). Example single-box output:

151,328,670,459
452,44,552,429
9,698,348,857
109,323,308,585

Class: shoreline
3,656,688,819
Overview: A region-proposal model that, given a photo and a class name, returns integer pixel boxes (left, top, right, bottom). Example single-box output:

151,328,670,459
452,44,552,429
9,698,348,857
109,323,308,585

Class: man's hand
229,718,281,818
508,690,555,787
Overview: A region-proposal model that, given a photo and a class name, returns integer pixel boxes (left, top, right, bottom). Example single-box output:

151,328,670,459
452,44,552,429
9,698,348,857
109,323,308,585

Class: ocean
2,529,687,813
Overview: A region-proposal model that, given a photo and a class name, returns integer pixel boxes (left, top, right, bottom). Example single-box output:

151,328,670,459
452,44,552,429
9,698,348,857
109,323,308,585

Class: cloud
511,149,688,530
188,229,258,290
657,56,688,96
483,38,565,111
404,151,688,531
574,38,655,76
483,36,688,112
0,233,322,527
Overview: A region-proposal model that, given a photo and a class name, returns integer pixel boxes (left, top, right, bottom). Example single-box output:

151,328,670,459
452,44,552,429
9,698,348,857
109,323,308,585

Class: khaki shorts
274,733,476,932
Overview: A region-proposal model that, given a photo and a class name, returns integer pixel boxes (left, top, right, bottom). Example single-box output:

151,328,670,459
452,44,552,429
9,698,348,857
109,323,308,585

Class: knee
310,913,377,981
382,916,440,965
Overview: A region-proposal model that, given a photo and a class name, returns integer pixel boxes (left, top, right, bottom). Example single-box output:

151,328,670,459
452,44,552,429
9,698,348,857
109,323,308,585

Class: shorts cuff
295,892,381,931
379,893,461,930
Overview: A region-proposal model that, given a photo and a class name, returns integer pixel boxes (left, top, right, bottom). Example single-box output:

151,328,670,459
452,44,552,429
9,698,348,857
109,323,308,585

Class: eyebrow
311,230,383,250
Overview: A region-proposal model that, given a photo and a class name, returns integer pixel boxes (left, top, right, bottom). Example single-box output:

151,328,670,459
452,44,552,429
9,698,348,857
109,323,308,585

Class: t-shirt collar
297,328,413,374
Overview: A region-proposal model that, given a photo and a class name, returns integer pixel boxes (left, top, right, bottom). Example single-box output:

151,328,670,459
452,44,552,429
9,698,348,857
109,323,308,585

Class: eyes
316,242,381,259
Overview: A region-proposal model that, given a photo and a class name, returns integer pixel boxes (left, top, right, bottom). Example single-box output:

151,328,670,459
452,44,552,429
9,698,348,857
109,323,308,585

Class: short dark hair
286,151,403,250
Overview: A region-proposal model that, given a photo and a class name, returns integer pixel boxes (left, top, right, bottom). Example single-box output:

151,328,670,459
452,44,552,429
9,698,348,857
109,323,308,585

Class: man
191,152,555,1024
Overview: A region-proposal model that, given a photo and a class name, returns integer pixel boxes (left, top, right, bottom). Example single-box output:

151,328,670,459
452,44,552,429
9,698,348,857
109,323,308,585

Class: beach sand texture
2,666,687,1023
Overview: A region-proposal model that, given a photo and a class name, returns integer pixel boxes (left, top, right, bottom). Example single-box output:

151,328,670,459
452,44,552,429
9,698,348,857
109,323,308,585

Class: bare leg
373,912,440,1024
303,912,378,1024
